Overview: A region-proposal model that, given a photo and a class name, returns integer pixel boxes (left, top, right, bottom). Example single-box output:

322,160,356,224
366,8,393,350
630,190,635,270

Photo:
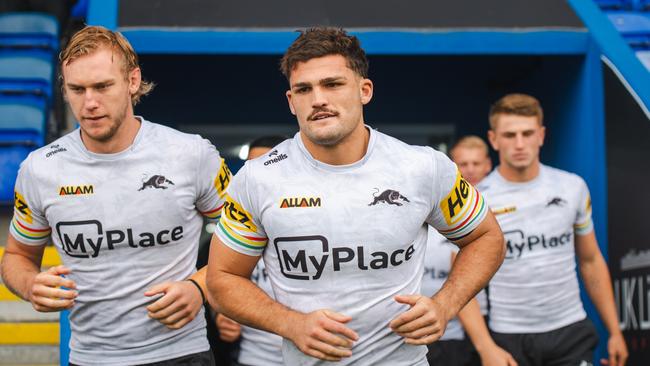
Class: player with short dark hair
206,27,506,366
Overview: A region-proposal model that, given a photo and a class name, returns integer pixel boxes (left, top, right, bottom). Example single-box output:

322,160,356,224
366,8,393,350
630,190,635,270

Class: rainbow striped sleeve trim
201,202,224,222
437,186,488,241
10,216,51,245
574,218,594,236
216,218,267,256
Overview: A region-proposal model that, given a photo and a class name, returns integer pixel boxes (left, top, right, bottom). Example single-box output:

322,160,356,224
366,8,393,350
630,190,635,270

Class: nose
514,133,525,149
311,87,328,108
83,89,99,110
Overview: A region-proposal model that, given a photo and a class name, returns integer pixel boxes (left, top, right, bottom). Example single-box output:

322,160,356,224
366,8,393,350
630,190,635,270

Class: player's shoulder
476,169,502,192
23,130,77,167
541,164,587,188
145,120,204,145
143,119,219,158
244,137,295,175
373,128,445,168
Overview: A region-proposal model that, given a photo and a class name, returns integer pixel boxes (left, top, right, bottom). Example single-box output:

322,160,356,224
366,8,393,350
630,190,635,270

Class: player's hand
478,343,518,366
389,294,448,345
601,332,628,366
216,313,241,342
29,265,77,312
145,281,203,330
285,309,359,362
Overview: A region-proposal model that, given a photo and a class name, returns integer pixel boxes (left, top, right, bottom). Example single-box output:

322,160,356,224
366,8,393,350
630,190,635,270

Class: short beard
84,105,127,143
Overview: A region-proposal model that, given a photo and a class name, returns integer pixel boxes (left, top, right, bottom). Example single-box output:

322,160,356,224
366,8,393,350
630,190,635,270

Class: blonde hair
450,135,489,158
489,93,543,130
59,26,154,105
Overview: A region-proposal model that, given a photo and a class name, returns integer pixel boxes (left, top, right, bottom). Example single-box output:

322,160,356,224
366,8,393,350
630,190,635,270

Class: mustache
308,108,339,121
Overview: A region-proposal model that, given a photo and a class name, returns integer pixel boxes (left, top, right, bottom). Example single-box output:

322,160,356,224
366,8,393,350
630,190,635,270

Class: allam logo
280,197,321,208
59,185,94,196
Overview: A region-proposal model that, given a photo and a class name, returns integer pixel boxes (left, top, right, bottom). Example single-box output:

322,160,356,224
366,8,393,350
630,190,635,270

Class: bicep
451,211,503,249
575,231,602,264
207,234,260,279
4,234,45,267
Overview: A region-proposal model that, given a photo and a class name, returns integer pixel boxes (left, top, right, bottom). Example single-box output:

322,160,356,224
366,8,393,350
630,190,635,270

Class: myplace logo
55,220,183,258
273,235,415,281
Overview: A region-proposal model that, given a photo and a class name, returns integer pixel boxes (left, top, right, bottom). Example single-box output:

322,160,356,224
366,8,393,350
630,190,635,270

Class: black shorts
491,318,599,366
426,338,480,366
69,350,216,366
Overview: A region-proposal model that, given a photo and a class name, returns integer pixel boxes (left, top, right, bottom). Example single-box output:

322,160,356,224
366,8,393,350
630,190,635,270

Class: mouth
308,111,338,121
82,115,107,122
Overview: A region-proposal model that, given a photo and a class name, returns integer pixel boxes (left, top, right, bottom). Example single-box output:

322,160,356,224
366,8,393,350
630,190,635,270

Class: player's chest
259,172,431,241
40,157,196,225
487,187,578,260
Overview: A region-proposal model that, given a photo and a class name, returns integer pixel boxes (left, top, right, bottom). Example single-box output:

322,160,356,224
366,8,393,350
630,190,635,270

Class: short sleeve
9,157,51,246
215,163,268,256
426,150,488,241
574,178,594,236
195,138,231,223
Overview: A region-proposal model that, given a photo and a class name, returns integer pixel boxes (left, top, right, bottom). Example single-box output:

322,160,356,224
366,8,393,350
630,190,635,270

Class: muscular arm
207,235,358,361
576,231,627,366
437,212,505,319
1,235,76,311
452,252,517,366
390,212,504,344
1,234,43,300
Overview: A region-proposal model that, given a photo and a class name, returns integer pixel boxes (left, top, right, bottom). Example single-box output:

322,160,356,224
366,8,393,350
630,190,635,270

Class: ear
285,90,296,115
360,78,373,105
128,67,141,95
539,125,546,147
487,130,499,151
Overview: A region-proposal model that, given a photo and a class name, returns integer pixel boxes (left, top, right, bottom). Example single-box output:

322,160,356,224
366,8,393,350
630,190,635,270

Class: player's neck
302,122,370,166
82,114,141,154
498,160,541,183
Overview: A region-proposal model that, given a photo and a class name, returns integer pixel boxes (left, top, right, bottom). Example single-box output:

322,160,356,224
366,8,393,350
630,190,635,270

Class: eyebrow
291,76,347,89
66,80,115,89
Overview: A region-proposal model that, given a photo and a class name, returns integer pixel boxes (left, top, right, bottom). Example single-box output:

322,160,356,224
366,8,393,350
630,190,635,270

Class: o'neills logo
280,197,321,208
59,185,94,196
264,153,288,166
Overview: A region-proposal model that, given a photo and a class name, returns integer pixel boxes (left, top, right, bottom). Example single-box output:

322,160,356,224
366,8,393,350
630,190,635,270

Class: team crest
138,175,174,191
369,188,410,206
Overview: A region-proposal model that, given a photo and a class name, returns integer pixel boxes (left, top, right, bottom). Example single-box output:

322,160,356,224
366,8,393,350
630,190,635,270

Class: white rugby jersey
216,127,488,366
10,119,231,365
238,259,284,366
478,165,593,334
421,227,464,341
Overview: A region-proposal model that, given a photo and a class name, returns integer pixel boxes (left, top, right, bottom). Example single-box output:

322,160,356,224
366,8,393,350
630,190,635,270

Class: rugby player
0,26,229,365
425,136,516,366
216,135,288,366
206,27,505,366
479,93,628,366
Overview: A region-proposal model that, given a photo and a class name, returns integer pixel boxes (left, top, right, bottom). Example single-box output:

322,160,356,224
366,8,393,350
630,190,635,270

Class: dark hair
280,27,369,80
249,135,289,150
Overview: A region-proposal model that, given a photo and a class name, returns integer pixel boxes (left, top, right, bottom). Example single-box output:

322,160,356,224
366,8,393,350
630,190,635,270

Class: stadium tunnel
46,0,650,364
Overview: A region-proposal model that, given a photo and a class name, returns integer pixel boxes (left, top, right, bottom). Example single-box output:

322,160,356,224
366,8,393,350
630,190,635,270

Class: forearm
0,252,40,301
208,270,300,339
581,256,621,336
457,298,496,352
435,226,504,317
